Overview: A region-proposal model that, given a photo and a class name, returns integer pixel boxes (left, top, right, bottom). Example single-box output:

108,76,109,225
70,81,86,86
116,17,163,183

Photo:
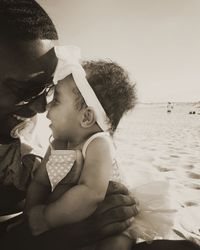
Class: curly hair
0,0,58,40
72,60,137,132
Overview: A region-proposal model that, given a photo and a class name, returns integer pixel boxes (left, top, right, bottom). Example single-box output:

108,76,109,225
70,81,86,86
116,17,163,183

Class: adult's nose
28,93,47,113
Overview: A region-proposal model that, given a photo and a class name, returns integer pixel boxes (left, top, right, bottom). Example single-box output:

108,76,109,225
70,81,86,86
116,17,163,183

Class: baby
25,46,175,250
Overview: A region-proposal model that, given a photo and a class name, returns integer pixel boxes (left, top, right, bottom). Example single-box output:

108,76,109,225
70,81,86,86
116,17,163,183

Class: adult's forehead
0,39,57,80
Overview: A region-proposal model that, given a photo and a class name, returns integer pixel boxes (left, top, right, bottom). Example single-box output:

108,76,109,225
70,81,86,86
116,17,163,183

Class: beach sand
114,103,200,244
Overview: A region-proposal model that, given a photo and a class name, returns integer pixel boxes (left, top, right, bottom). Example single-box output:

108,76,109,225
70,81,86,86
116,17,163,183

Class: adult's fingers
95,205,137,229
106,181,129,196
92,219,132,242
95,194,136,214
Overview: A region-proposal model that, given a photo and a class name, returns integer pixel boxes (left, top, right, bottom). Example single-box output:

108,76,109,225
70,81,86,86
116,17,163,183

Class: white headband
53,45,111,132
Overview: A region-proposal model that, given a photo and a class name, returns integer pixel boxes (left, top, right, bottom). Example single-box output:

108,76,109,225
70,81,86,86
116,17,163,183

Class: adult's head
0,0,58,143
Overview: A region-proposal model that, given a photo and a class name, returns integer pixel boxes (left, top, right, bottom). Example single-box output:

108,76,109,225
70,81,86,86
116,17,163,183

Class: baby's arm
43,136,113,228
25,147,51,213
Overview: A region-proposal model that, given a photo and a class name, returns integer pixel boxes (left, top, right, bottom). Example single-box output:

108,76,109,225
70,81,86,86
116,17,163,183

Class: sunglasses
15,83,55,107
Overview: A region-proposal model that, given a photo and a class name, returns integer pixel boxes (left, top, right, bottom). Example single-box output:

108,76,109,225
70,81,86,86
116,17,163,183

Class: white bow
53,45,111,132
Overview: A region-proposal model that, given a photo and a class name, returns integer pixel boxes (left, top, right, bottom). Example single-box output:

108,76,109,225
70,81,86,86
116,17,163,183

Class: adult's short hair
0,0,58,40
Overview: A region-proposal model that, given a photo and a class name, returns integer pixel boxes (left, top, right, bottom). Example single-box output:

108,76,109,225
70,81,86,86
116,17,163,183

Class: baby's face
46,76,82,142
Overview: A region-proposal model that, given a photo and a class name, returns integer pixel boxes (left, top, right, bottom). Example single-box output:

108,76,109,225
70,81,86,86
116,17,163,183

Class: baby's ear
81,107,96,128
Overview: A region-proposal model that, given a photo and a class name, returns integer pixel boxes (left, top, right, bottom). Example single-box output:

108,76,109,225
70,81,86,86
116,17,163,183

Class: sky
38,0,200,103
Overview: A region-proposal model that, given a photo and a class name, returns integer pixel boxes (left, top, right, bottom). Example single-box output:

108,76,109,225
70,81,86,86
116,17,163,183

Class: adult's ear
81,107,96,128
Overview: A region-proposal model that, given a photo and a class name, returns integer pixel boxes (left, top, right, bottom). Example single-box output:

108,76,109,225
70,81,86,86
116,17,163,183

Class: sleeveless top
46,133,176,242
46,132,121,191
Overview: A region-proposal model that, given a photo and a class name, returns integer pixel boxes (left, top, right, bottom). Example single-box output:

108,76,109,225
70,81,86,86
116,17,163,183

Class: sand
114,103,200,244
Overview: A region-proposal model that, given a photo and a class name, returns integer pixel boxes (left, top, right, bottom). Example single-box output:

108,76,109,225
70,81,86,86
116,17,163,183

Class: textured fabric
46,150,76,191
0,140,41,191
46,132,119,191
124,181,176,242
0,116,47,191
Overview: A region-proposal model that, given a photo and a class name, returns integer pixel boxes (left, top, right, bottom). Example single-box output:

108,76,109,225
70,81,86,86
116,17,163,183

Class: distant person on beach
0,1,199,250
167,102,174,113
25,47,176,250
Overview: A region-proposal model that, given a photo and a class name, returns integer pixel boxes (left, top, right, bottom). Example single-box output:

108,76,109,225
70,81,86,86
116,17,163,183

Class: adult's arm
27,149,85,234
32,189,200,250
2,228,200,250
132,240,200,250
33,181,137,248
0,181,136,250
25,147,52,213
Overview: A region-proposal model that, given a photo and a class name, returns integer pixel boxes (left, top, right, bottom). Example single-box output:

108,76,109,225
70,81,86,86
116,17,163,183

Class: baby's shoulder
83,132,114,158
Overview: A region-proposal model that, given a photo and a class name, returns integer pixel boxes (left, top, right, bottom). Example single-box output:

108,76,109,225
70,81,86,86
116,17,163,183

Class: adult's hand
37,181,138,249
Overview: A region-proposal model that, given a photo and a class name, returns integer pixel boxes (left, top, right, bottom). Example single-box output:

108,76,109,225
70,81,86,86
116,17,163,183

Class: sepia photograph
0,0,199,249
